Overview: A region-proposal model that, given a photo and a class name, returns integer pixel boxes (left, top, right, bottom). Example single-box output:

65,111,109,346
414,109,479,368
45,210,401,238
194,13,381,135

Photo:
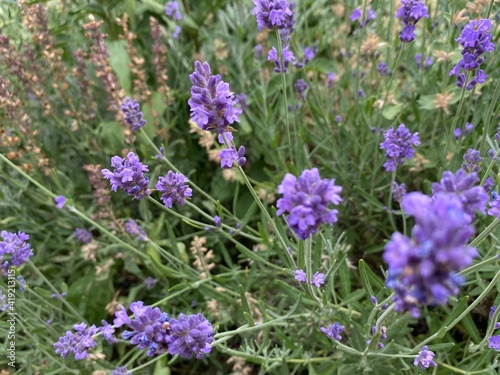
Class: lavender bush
1,0,500,374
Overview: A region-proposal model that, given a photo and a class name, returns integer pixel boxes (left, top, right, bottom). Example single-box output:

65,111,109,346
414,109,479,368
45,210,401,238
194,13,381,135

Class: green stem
469,219,500,248
479,80,500,154
459,254,498,276
387,169,397,232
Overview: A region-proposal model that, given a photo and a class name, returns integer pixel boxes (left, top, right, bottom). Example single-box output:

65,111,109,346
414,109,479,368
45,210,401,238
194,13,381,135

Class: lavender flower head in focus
165,313,213,359
252,0,294,32
396,0,429,42
218,146,246,169
121,97,147,131
380,123,420,172
461,148,482,173
54,323,98,360
0,231,34,270
156,171,192,208
383,192,477,317
102,152,150,199
276,168,342,239
414,345,437,369
320,322,345,341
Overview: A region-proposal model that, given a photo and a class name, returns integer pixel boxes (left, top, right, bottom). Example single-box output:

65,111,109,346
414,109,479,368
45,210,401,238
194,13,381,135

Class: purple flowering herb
462,148,482,173
370,296,378,305
0,231,34,270
414,345,437,368
432,169,488,218
235,93,249,112
54,323,98,360
156,171,192,208
165,313,213,359
396,0,429,42
495,123,500,142
294,79,308,99
121,97,147,131
335,115,342,123
276,168,343,239
377,62,388,76
465,122,474,135
488,191,500,218
454,128,462,139
54,195,66,209
311,272,325,288
350,7,376,27
320,322,345,341
172,25,181,39
74,228,92,244
0,290,9,311
254,44,264,59
488,149,496,159
252,0,295,32
380,123,420,172
144,276,157,290
303,45,317,64
213,215,221,228
17,275,26,292
367,326,387,349
449,19,495,90
99,320,119,344
188,61,242,134
218,146,246,169
489,336,500,350
115,301,170,356
384,192,477,317
125,219,148,241
489,306,500,329
327,72,336,88
392,182,407,203
415,53,433,69
165,1,182,20
102,152,150,199
155,146,165,159
484,177,494,193
111,367,131,375
267,45,295,73
294,269,307,283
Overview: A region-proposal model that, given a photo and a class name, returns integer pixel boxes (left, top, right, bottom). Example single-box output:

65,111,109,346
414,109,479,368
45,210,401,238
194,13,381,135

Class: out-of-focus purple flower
367,326,387,349
294,269,307,283
102,152,150,199
156,171,192,208
111,367,131,375
454,128,462,139
432,169,488,218
489,336,500,350
396,0,429,42
214,215,221,228
377,62,388,76
165,313,213,359
350,7,376,27
54,195,66,209
484,177,494,193
489,306,500,329
125,219,148,241
449,19,494,90
254,44,264,59
276,168,342,239
235,94,249,112
54,323,98,360
99,320,119,344
121,97,147,131
144,276,157,290
370,296,377,305
0,290,9,311
116,301,170,356
74,228,92,244
0,231,33,269
335,115,342,123
462,148,482,173
380,124,420,172
320,322,345,341
414,345,437,368
392,182,406,202
311,272,325,287
415,53,433,69
218,146,246,169
172,25,181,39
303,46,317,63
488,191,500,218
165,1,182,20
488,149,496,159
384,192,477,317
188,61,242,134
495,123,500,142
155,146,165,159
327,72,336,88
267,45,295,73
17,275,26,291
294,79,308,99
358,89,365,97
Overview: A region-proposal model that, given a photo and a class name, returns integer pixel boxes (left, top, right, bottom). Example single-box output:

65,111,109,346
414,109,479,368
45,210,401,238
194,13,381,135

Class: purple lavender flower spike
450,19,494,90
112,367,131,375
74,228,92,244
0,231,33,269
311,272,325,287
165,313,213,359
461,148,482,173
489,336,500,350
294,79,308,99
144,276,157,290
294,269,307,283
156,171,192,208
99,320,119,344
414,345,437,368
350,7,376,27
267,45,295,73
102,152,150,199
218,146,246,169
380,123,420,172
396,0,429,42
188,61,242,134
392,182,407,202
252,0,294,32
320,322,345,341
54,195,66,209
431,169,488,218
276,168,342,239
54,323,98,360
125,219,148,241
488,191,500,218
165,1,182,20
384,192,477,317
121,97,147,131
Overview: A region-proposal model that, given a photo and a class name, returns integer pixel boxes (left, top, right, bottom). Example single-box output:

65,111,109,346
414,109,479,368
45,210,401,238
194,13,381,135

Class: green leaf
106,39,131,93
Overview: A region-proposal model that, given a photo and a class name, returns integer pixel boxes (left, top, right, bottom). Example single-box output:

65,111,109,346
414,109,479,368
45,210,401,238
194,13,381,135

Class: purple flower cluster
218,146,246,169
54,323,98,360
294,269,325,287
54,195,66,209
414,345,437,369
252,0,294,32
431,169,488,218
102,152,150,199
188,61,242,134
377,62,388,76
111,367,131,375
350,7,376,27
489,336,500,350
488,191,500,218
461,148,482,174
415,53,433,69
121,97,147,131
392,182,407,202
366,326,387,349
380,124,420,172
395,0,429,42
294,79,308,99
450,19,495,90
74,228,92,244
165,313,214,359
156,171,192,208
267,45,295,73
0,231,33,272
320,322,345,341
125,219,148,241
277,168,343,239
165,1,182,20
454,122,474,139
383,192,477,317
